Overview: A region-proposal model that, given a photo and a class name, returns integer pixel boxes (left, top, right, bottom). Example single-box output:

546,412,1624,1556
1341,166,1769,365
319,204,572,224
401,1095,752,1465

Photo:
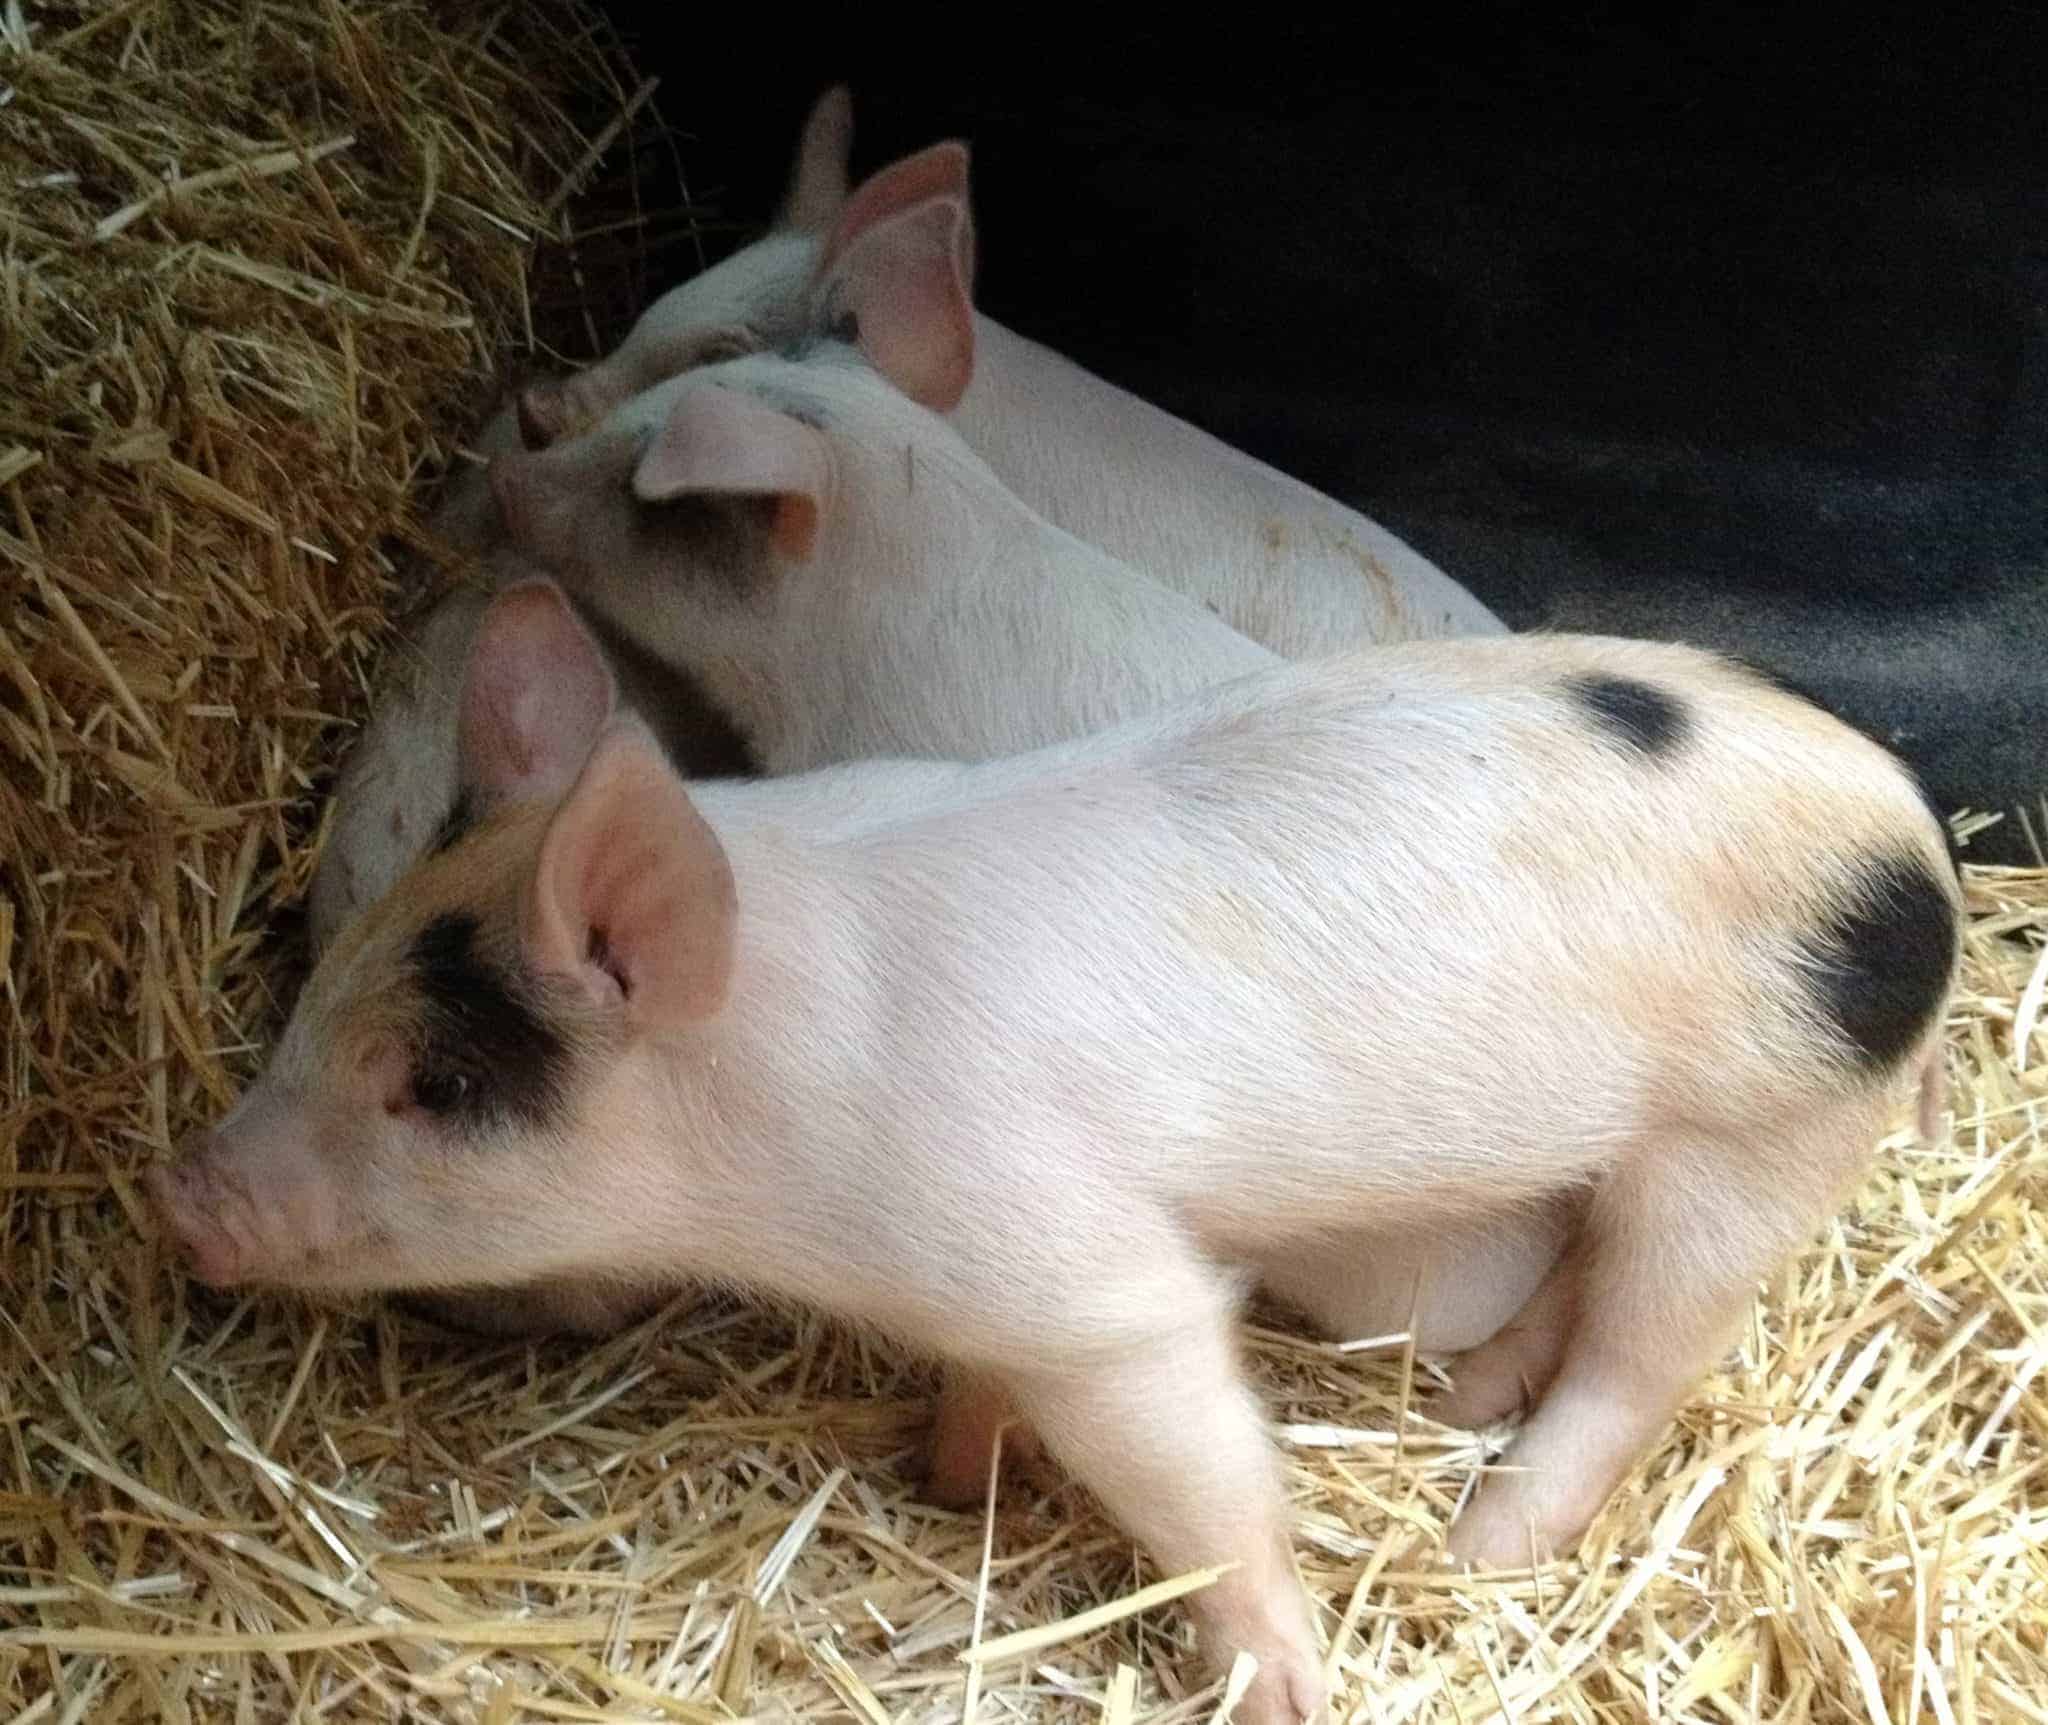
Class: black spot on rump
1563,673,1689,758
407,911,570,1135
1797,852,1957,1072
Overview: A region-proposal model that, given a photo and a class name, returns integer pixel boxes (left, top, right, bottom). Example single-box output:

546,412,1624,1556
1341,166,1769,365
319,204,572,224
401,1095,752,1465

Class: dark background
600,8,2043,860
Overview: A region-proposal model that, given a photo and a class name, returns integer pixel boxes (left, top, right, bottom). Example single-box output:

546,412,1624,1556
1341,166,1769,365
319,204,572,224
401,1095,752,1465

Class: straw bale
2,8,2044,1720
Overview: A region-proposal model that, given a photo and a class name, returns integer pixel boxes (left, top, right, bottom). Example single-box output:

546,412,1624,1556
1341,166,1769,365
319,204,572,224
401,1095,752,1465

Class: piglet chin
142,1161,247,1288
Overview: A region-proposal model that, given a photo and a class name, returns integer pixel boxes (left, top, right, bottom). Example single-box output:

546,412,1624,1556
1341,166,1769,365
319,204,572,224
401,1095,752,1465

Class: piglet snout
143,1153,245,1288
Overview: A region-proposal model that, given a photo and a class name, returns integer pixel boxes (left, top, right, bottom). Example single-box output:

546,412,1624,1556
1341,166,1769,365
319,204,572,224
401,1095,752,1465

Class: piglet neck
843,431,1008,573
600,828,880,1296
718,447,1023,772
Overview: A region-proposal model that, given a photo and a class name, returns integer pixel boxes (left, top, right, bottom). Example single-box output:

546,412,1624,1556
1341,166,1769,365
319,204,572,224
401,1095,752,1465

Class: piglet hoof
918,1446,988,1513
1442,1495,1556,1573
1229,1649,1328,1725
1429,1368,1531,1433
1431,1311,1564,1428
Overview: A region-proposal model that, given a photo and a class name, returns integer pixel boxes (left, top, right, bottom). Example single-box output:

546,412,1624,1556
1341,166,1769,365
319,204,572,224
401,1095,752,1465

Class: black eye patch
406,912,571,1135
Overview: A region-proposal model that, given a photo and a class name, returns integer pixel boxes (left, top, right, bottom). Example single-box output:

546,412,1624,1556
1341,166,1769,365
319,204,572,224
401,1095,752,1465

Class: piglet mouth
142,1159,254,1289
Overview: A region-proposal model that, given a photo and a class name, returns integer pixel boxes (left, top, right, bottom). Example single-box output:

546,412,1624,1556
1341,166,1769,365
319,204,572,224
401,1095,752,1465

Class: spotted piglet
148,606,1955,1723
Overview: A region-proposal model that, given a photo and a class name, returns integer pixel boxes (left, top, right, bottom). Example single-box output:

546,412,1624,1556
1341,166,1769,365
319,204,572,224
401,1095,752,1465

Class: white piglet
493,344,1279,772
149,615,1956,1724
516,86,1504,651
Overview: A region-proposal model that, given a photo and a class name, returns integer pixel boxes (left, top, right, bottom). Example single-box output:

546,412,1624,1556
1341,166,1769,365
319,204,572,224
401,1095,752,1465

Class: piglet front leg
996,1267,1324,1724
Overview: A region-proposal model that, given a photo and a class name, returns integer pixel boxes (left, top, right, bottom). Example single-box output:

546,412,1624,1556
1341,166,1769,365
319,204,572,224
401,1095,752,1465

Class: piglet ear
827,141,971,254
516,381,572,450
633,385,830,562
780,84,855,233
813,143,977,412
525,719,737,1030
458,579,617,805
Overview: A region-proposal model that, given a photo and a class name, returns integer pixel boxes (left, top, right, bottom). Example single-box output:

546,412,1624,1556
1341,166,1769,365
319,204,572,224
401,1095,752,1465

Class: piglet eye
410,1067,471,1115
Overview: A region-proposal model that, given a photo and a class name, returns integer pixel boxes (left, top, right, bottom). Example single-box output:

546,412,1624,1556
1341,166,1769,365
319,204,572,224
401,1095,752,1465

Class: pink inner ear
458,580,617,804
818,195,976,413
820,140,971,272
526,721,738,1028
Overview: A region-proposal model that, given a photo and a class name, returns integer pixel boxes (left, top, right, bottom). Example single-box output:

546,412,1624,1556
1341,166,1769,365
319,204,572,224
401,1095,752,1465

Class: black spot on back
407,912,570,1135
427,787,478,857
1797,852,1957,1073
1564,673,1689,758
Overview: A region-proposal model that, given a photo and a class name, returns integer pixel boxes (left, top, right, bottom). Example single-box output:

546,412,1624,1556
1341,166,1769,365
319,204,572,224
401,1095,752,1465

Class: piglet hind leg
1445,1104,1884,1569
1429,1248,1582,1431
1002,1281,1325,1725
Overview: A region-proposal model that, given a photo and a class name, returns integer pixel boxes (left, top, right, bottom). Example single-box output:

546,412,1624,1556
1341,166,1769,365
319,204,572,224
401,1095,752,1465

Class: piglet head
507,116,973,462
508,87,862,455
489,128,976,635
488,362,839,615
148,586,737,1295
486,149,980,612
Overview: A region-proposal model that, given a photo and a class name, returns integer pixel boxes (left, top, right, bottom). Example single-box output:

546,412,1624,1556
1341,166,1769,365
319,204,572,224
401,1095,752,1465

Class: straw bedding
2,8,2044,1720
